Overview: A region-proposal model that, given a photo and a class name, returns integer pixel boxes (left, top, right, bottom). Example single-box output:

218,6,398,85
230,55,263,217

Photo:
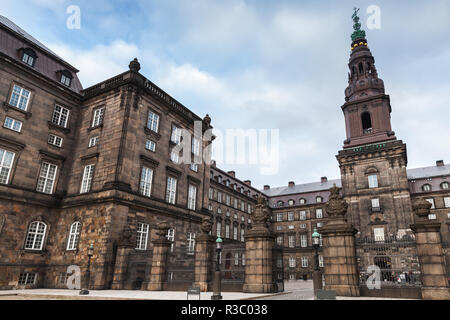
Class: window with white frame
24,221,47,250
247,204,252,214
166,176,177,204
234,198,238,208
60,73,71,86
216,222,222,237
300,223,306,229
240,228,245,242
166,228,175,252
21,50,35,67
217,191,222,203
147,111,159,133
36,162,57,194
288,199,294,206
9,85,30,111
226,195,230,206
317,222,323,228
88,136,99,148
67,221,81,250
190,163,198,172
234,253,239,266
92,107,105,127
145,139,156,152
209,188,213,199
299,198,306,205
441,182,449,190
422,184,431,192
373,227,385,242
368,174,378,188
0,148,15,184
428,214,437,220
80,164,95,193
425,198,435,209
240,200,245,211
242,253,246,266
188,184,197,210
52,105,70,128
276,235,283,246
300,210,306,220
136,223,149,250
288,212,294,221
171,126,182,144
276,258,283,268
48,134,63,147
225,224,230,238
217,207,222,214
319,255,324,268
288,234,295,248
277,213,283,222
315,208,323,219
18,273,36,285
444,197,450,208
316,196,323,203
233,226,238,240
301,256,308,268
187,232,195,254
289,256,296,268
192,137,200,156
301,234,308,248
170,150,179,163
371,198,380,209
4,117,22,132
139,167,153,197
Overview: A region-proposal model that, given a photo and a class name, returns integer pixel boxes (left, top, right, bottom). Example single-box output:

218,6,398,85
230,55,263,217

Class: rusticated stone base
421,287,450,300
324,284,360,297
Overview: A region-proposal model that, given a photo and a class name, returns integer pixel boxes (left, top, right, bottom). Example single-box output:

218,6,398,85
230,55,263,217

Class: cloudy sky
2,0,449,189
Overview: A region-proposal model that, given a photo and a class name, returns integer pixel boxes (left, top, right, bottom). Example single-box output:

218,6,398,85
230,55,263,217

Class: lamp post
312,228,323,299
79,243,94,295
211,236,223,300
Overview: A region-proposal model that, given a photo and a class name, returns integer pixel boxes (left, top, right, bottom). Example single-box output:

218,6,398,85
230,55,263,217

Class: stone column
243,195,276,293
321,184,360,296
111,225,134,290
147,222,171,291
194,217,215,292
411,198,450,300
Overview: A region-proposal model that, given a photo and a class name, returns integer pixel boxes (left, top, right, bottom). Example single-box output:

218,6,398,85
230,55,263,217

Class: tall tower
336,9,414,239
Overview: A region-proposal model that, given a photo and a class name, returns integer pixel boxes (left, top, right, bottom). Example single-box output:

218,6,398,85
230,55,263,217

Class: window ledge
3,102,32,119
88,124,103,131
144,126,161,140
47,121,70,134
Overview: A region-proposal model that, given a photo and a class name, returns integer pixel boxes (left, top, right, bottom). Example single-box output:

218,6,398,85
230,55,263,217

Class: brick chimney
436,160,444,167
288,181,295,187
227,171,235,177
263,185,270,190
244,180,251,186
321,177,328,183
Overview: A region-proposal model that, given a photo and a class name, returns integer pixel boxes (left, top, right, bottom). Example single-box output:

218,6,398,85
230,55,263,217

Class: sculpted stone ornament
325,184,348,218
412,198,432,219
118,224,134,247
200,217,213,235
251,194,270,229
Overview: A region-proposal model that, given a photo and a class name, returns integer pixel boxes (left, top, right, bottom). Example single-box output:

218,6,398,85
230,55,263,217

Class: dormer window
441,182,449,190
299,198,306,205
21,48,37,67
316,196,323,203
59,70,73,87
422,184,431,192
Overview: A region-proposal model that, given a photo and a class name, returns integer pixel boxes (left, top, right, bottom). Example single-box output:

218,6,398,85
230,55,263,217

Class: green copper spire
351,7,366,41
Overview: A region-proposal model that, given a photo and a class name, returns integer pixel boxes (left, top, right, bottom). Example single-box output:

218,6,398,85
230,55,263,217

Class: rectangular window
170,150,179,163
209,188,213,199
240,228,245,242
187,232,195,254
36,162,57,194
300,211,306,220
166,228,175,252
288,235,295,248
190,163,198,172
18,273,36,285
145,139,156,152
4,117,22,132
276,236,283,246
216,222,221,237
248,204,252,214
300,223,306,229
240,200,245,212
233,226,238,240
9,85,30,111
136,223,149,250
147,111,159,133
52,105,70,128
188,184,197,210
217,191,222,203
225,224,230,238
301,256,308,268
139,167,153,197
277,213,283,222
92,107,105,127
368,174,378,188
226,195,231,206
425,198,435,209
371,198,380,209
88,136,99,148
234,253,239,266
166,176,177,204
242,253,246,266
315,208,323,219
0,149,15,184
48,134,63,147
289,257,296,268
80,164,95,193
301,234,307,248
444,197,450,208
22,52,34,66
319,255,324,268
192,137,200,156
428,214,437,220
373,227,385,242
234,198,238,209
288,212,294,221
61,74,71,86
171,126,182,144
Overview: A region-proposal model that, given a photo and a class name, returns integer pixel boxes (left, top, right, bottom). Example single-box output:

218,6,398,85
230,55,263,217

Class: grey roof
406,164,450,179
262,179,342,197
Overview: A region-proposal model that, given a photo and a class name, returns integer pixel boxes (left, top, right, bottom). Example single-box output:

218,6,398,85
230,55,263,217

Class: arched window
361,112,372,133
441,182,449,190
24,221,47,250
217,176,222,183
422,184,431,192
288,199,295,206
316,196,323,203
299,198,306,205
277,200,284,207
67,221,81,250
358,62,364,74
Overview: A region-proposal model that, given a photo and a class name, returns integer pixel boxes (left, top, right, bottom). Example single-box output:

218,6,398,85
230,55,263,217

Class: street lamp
79,243,94,295
312,228,323,299
211,236,223,300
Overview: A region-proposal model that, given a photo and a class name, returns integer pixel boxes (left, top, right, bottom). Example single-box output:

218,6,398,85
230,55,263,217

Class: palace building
0,14,448,290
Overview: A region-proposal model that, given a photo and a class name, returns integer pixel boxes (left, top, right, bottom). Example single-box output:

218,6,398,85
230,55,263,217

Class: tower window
358,62,364,74
361,112,372,134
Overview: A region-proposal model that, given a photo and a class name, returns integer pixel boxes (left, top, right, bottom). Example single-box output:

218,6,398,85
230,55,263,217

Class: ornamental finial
351,7,366,41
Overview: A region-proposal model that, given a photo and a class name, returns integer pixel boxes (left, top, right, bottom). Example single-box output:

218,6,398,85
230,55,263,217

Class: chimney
321,177,328,183
211,160,216,167
244,180,251,186
436,160,444,167
288,181,295,187
264,185,270,190
227,171,235,177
